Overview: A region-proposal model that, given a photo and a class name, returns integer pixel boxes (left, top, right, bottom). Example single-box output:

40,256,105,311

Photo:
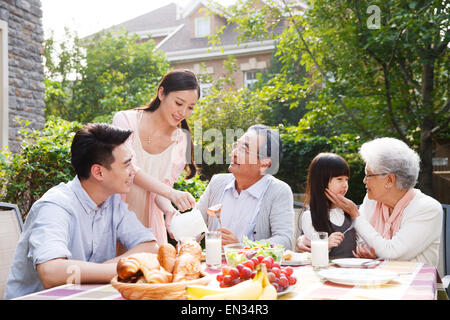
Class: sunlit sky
41,0,219,41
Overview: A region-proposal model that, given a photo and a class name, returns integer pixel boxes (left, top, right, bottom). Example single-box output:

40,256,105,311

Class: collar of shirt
71,176,109,215
329,207,345,226
224,174,271,200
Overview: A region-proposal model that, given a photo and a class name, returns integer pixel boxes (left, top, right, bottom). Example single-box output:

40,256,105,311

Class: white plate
318,268,398,286
331,258,374,268
277,285,295,297
282,251,311,266
281,259,310,266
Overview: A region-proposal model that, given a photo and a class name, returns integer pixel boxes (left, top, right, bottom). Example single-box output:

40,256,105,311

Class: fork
361,258,383,268
342,220,355,235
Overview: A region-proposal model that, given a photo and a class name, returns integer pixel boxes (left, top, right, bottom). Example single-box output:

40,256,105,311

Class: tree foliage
0,116,207,220
44,28,169,123
279,126,366,203
210,0,450,195
0,117,83,218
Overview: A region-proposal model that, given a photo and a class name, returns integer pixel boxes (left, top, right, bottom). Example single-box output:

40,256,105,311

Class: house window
0,20,8,149
244,71,259,89
195,17,210,38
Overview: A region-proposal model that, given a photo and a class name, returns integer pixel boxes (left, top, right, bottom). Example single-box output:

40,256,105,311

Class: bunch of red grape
216,255,297,292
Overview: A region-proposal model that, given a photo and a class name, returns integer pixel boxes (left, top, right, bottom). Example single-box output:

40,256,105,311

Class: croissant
117,252,160,280
172,241,202,282
117,258,140,280
157,243,177,273
117,241,203,284
142,267,173,283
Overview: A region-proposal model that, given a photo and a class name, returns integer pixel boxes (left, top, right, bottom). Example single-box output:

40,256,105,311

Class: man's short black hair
71,123,132,180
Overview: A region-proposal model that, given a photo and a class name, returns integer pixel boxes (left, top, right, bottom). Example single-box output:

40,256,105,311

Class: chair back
292,202,304,250
0,202,23,299
441,204,450,278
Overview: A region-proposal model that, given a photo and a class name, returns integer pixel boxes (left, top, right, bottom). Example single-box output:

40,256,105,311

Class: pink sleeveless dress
113,109,188,244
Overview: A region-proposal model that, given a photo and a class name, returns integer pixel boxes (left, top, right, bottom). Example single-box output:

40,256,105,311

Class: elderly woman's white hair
359,137,421,190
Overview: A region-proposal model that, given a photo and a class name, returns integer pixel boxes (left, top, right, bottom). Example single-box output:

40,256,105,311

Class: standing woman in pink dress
113,69,200,245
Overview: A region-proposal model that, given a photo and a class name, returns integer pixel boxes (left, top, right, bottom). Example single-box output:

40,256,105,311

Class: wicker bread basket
111,271,212,300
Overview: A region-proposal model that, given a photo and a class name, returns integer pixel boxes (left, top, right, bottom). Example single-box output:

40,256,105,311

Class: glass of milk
311,231,329,270
205,231,222,269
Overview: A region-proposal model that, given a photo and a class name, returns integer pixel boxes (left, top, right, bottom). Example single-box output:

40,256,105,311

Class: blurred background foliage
3,0,448,218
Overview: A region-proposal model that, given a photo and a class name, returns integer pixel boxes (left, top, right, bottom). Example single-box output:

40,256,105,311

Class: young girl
298,152,356,258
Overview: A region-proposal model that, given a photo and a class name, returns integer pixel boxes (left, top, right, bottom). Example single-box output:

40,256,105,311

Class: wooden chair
0,202,23,299
292,201,304,251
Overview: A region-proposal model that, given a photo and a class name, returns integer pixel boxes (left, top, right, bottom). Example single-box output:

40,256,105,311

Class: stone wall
0,0,45,151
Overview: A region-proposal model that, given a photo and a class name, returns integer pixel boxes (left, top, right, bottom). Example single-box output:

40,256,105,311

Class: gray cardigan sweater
197,173,294,249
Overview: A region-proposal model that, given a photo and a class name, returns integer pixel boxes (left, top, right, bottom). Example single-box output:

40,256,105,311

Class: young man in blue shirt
5,123,158,299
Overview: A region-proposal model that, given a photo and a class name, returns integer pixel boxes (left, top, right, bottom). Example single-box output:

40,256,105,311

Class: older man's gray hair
359,137,421,190
247,124,282,175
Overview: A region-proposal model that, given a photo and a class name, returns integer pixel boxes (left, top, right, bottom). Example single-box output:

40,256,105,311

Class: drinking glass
205,231,222,269
311,231,328,270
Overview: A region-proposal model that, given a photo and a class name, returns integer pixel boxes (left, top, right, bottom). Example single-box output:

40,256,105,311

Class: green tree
279,126,366,203
0,117,207,220
190,86,270,179
0,117,83,218
43,28,85,120
255,47,311,126
44,28,169,123
189,56,270,179
210,0,450,196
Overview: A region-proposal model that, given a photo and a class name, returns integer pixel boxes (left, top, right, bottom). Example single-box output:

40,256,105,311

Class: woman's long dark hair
140,69,200,178
305,153,350,234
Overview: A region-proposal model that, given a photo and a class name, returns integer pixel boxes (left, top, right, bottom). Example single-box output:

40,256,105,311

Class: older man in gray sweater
196,125,294,249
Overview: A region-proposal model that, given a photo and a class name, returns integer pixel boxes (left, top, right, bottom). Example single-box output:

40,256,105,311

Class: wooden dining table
12,260,444,300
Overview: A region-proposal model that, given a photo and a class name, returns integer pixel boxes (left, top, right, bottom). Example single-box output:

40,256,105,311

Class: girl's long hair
139,69,200,178
304,153,350,234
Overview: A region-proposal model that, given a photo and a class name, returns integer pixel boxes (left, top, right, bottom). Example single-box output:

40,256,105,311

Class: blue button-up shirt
4,176,155,299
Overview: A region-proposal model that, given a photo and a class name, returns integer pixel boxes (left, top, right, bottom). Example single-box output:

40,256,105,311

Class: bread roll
178,240,202,259
172,241,202,282
135,275,147,283
157,243,177,273
172,253,201,282
117,242,203,284
142,267,173,283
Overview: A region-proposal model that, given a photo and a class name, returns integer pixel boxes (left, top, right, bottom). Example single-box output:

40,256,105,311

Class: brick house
106,0,304,96
0,0,45,151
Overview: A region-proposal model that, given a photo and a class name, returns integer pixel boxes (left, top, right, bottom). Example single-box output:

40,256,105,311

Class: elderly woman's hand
352,243,377,259
325,188,360,220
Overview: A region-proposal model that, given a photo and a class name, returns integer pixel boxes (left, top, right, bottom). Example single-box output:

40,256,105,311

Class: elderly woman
299,137,443,267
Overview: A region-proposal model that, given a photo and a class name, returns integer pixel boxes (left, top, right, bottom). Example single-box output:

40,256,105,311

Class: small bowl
224,243,284,267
